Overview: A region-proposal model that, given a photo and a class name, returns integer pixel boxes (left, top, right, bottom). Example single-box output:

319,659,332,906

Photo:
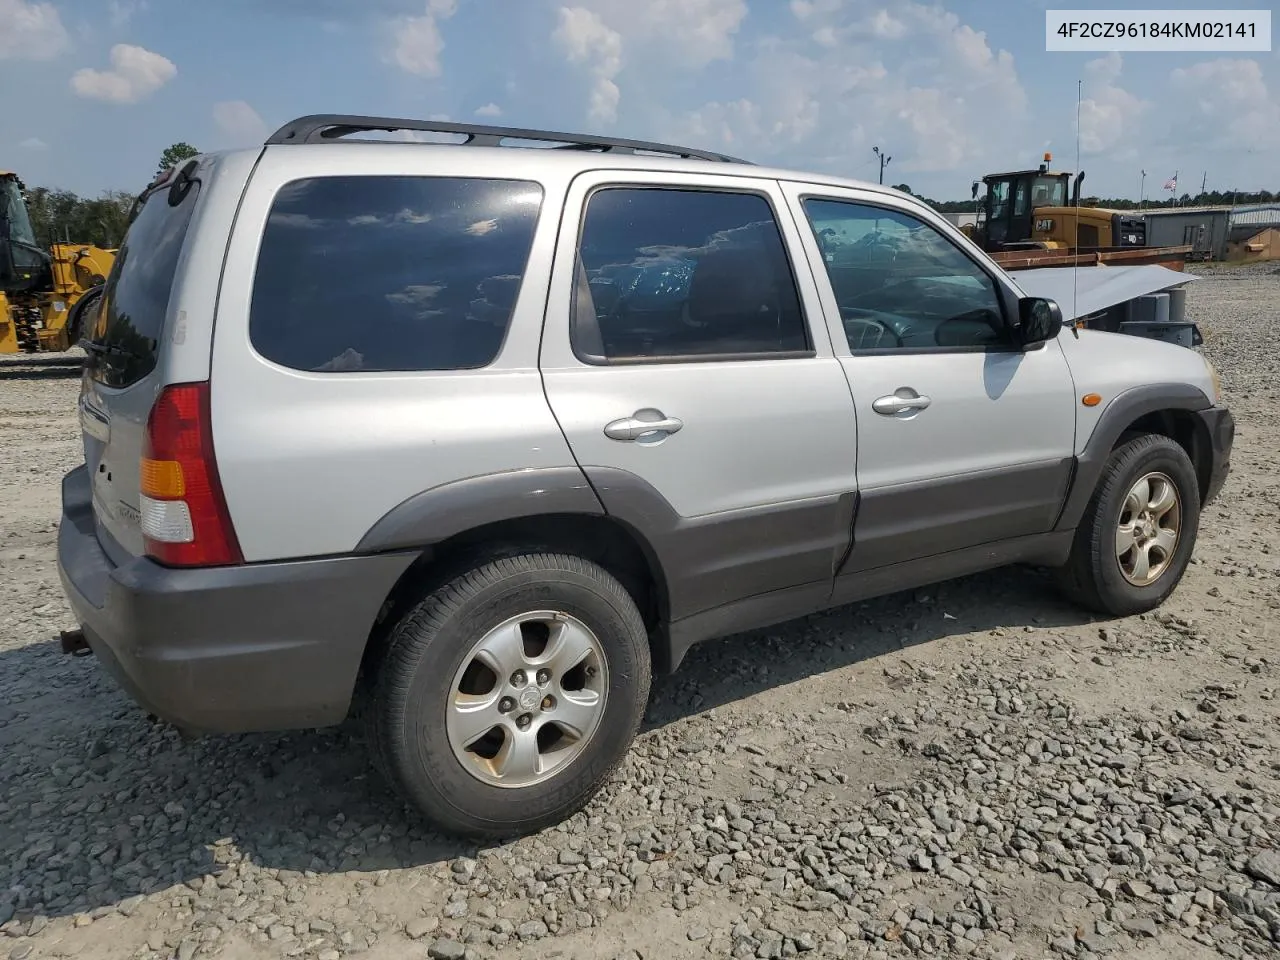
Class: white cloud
553,0,746,124
1077,53,1145,155
0,0,69,60
213,100,269,145
474,102,502,118
70,44,176,104
790,0,844,22
553,7,623,124
1170,58,1280,151
108,0,147,28
19,137,49,150
672,1,1026,179
388,0,459,78
614,0,747,65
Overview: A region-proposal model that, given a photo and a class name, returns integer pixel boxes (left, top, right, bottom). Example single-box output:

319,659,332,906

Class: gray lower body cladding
56,394,1234,732
843,458,1074,572
57,465,417,734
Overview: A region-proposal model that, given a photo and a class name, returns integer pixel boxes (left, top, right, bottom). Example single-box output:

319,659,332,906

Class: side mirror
1017,297,1064,348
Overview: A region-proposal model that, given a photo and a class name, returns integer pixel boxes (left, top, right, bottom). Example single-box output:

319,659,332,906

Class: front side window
572,187,810,362
249,176,543,373
803,198,1010,352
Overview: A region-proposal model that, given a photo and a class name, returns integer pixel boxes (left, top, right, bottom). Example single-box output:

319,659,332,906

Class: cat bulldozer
962,155,1191,271
1,171,116,354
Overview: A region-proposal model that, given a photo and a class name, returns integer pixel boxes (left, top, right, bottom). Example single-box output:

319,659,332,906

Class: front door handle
604,410,684,441
872,392,932,415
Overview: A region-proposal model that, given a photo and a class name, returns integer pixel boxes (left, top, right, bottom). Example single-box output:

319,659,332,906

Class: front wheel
368,552,651,838
1055,434,1201,616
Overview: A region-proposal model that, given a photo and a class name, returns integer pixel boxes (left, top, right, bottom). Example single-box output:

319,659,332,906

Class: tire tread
1055,433,1199,617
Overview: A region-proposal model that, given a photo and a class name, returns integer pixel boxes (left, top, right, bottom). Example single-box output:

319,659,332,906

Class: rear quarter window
248,176,543,373
89,181,200,389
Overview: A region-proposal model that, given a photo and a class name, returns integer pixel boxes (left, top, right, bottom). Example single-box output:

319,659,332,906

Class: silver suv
58,114,1233,838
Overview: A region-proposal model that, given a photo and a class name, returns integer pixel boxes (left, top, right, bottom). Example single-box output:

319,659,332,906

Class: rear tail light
140,382,243,567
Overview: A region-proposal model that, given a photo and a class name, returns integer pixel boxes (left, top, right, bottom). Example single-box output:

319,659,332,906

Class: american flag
1163,172,1178,191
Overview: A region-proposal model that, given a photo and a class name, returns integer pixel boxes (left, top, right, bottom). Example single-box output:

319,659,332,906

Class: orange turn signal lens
140,458,185,499
1082,393,1102,407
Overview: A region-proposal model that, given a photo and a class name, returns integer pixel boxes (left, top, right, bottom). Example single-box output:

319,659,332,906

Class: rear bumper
1199,406,1234,506
56,465,417,734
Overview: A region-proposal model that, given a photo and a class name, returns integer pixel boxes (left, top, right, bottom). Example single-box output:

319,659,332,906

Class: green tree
891,183,914,196
156,142,199,177
24,186,135,249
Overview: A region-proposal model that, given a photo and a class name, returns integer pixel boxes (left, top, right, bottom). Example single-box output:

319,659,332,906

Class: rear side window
572,187,810,363
89,181,200,389
249,176,543,373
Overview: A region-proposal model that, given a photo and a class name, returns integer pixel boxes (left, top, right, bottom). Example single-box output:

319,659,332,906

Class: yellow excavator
1,171,116,354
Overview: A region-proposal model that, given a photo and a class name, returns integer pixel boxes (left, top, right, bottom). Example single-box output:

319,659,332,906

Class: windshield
0,177,47,289
1032,176,1067,208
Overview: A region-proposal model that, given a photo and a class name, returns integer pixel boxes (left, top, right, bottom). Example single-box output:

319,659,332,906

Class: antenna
1071,79,1081,338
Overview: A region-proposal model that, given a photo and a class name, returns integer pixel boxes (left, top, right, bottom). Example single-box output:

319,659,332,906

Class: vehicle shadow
0,563,1098,924
0,364,83,381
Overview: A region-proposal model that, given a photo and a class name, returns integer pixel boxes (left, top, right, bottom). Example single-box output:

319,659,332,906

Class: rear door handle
872,392,931,415
604,411,684,441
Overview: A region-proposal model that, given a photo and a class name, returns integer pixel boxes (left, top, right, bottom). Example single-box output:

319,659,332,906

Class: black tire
367,552,651,839
1055,433,1200,616
66,286,104,347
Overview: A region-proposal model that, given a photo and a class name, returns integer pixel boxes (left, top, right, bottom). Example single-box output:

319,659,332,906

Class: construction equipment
1,171,116,354
962,154,1191,270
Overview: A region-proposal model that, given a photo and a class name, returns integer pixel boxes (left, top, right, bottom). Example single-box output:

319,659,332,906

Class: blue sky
2,0,1276,200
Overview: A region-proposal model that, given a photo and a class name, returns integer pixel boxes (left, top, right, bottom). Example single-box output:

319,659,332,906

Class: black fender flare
354,467,604,553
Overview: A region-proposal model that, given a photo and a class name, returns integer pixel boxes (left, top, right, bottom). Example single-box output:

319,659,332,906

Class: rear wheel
1056,433,1200,616
368,552,651,838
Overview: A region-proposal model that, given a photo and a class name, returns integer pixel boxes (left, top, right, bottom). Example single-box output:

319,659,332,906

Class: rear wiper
79,340,133,368
80,340,131,356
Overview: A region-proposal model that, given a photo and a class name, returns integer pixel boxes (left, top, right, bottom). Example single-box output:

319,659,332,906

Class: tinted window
804,199,1009,352
250,176,542,372
573,188,809,362
88,182,200,388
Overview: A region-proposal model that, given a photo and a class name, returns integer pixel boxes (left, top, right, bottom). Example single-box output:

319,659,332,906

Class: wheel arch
352,476,673,708
1116,408,1214,504
1055,383,1214,531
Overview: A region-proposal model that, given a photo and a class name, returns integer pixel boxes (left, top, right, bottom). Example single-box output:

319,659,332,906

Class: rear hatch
78,170,203,560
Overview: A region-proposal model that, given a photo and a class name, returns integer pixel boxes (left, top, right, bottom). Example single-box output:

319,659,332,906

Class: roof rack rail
264,114,748,163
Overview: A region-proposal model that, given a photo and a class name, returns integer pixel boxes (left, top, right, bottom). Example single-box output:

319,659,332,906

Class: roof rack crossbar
264,114,748,163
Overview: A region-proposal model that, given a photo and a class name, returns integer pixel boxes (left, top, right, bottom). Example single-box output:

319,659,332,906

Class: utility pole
1139,170,1146,210
1200,171,1207,198
873,145,891,185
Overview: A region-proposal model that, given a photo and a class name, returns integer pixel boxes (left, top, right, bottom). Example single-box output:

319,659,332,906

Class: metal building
940,211,979,230
1143,203,1280,262
1142,206,1231,261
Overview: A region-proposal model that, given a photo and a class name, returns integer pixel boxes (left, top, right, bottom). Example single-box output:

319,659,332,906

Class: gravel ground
2,262,1278,960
